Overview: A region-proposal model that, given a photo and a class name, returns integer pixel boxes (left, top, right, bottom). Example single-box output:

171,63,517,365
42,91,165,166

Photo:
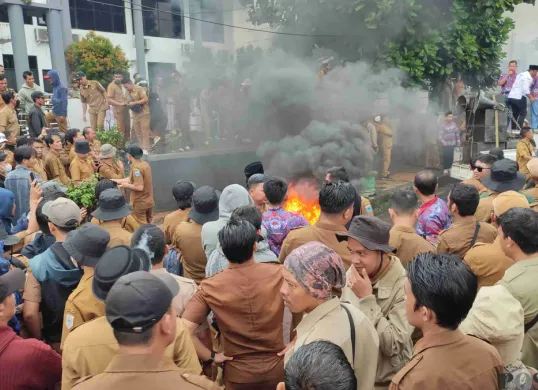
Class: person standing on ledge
77,71,108,131
123,78,151,153
44,70,68,133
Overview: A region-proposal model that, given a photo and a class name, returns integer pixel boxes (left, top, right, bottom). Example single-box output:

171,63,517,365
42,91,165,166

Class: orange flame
284,185,321,225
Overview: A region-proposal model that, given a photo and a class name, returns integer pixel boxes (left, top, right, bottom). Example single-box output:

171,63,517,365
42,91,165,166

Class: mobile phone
29,172,36,183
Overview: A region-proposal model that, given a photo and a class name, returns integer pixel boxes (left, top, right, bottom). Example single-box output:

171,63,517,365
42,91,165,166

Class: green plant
66,175,99,208
96,126,124,149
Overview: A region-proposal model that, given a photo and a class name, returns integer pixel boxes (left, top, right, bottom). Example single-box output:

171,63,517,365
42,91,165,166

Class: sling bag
341,303,356,364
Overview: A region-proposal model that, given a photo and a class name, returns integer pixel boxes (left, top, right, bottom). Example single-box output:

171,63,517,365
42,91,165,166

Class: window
2,55,39,90
69,0,126,34
190,0,224,44
138,0,184,39
0,7,33,25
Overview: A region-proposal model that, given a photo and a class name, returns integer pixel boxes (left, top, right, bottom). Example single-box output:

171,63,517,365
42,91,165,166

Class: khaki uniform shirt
498,257,538,369
286,297,380,390
91,216,138,234
361,196,374,216
436,217,497,257
462,178,488,194
94,220,132,248
97,159,123,180
0,88,15,109
475,192,499,222
89,140,101,161
62,316,201,390
70,155,95,182
163,208,190,244
59,144,73,167
106,82,128,114
33,157,48,181
125,85,150,117
61,270,105,348
72,355,219,390
45,152,70,185
80,81,107,114
129,159,154,209
389,329,503,389
342,257,413,387
279,221,351,268
464,237,514,289
0,105,19,135
151,268,197,317
524,185,538,201
182,261,285,384
172,221,206,285
389,226,434,267
517,138,535,177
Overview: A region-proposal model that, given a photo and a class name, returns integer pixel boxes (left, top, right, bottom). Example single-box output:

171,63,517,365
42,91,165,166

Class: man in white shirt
508,65,538,130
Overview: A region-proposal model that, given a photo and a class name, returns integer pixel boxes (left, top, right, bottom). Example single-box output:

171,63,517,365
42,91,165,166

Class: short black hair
326,166,350,183
264,177,288,205
218,219,257,264
475,154,496,167
448,184,479,217
231,205,262,230
499,208,538,255
32,138,44,145
131,224,166,266
16,137,31,147
2,91,14,105
445,111,453,117
45,132,62,147
23,71,33,79
408,252,478,330
489,148,504,161
82,127,93,137
391,189,418,216
121,79,133,85
285,340,357,390
509,60,518,65
414,170,437,196
66,128,81,145
319,181,355,214
0,75,5,81
247,173,266,190
95,179,118,200
14,146,35,164
0,152,6,163
37,191,66,234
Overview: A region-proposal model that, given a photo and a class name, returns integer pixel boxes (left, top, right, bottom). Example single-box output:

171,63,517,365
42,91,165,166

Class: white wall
502,4,538,70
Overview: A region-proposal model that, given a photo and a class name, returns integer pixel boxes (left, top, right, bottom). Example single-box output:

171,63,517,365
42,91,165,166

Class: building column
61,0,73,48
7,5,30,90
133,0,147,78
191,0,202,47
181,0,191,41
46,9,68,86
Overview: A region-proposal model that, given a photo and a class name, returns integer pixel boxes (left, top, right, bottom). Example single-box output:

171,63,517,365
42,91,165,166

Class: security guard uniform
129,158,154,225
516,138,535,180
374,120,393,178
107,81,130,142
125,85,150,150
0,105,19,135
80,80,108,130
70,155,95,183
44,152,70,186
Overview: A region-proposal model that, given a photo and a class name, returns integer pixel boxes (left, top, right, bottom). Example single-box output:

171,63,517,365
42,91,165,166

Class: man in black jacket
28,91,48,138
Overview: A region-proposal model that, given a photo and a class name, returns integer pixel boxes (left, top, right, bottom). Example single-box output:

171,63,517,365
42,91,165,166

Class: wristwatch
204,351,215,365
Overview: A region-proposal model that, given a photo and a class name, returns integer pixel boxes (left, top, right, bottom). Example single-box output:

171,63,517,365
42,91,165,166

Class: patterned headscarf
284,242,346,301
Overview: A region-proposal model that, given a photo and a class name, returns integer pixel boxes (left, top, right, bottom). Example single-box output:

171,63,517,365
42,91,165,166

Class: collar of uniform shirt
104,354,175,372
296,296,340,333
314,221,348,233
414,328,465,355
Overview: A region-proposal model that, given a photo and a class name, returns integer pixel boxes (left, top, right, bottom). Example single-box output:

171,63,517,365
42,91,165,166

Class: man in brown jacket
437,183,497,257
390,252,503,389
163,180,195,245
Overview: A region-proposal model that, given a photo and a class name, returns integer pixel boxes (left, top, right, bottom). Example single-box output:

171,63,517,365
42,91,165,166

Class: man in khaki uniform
372,116,393,180
0,91,19,135
64,129,85,168
107,70,130,143
340,216,413,390
163,180,194,244
123,78,150,151
97,144,124,180
31,138,48,181
0,130,16,166
524,158,538,199
437,184,497,257
91,189,133,248
61,223,111,348
388,190,434,267
462,154,496,194
497,207,538,370
62,246,202,390
77,72,108,131
83,127,101,162
516,127,535,180
70,140,95,184
463,191,527,289
44,132,70,186
113,145,154,226
0,75,16,110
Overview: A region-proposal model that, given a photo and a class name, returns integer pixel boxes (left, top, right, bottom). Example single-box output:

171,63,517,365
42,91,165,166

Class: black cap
74,139,91,154
92,188,132,221
336,216,394,253
31,91,45,101
172,180,196,202
244,161,264,183
106,271,179,333
92,246,151,301
482,159,526,193
0,269,25,302
188,186,219,225
125,144,143,159
63,223,110,267
0,223,21,246
74,71,85,80
529,65,538,71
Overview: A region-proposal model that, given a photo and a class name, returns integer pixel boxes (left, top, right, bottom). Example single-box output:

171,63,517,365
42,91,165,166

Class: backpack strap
525,312,538,333
341,304,356,365
470,222,481,248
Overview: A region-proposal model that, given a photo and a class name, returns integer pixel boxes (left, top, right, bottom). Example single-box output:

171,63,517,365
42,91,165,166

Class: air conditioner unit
181,43,193,53
132,38,151,51
34,28,49,43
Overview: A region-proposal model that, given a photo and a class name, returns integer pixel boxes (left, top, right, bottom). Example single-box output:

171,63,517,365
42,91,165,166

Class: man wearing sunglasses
463,154,496,194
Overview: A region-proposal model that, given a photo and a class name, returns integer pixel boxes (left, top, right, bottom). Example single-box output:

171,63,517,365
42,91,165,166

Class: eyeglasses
471,165,490,173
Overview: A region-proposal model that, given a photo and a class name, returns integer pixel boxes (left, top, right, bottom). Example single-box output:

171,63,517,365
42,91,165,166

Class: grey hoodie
201,184,253,258
18,82,43,115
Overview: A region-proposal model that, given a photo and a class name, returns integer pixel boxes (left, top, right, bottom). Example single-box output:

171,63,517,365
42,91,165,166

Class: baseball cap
74,71,85,80
0,268,25,302
125,144,143,159
336,215,394,253
42,197,81,228
527,158,538,178
172,180,196,202
493,191,530,217
106,271,179,333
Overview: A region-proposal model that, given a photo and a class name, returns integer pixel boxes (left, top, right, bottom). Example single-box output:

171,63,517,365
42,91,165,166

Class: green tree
65,31,130,87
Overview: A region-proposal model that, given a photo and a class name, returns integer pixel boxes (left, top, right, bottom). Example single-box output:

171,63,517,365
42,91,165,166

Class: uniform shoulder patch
134,170,141,177
365,205,373,213
65,314,75,330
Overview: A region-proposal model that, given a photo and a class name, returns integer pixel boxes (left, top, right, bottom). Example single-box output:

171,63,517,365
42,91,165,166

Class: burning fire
284,181,321,225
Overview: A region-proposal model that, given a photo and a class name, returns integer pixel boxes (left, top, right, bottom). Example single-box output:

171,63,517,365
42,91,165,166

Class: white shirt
508,71,533,100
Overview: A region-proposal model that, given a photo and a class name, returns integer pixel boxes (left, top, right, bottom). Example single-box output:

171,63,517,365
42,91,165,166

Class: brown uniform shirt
279,221,351,268
475,192,499,222
59,144,73,167
97,159,123,180
172,221,206,285
129,159,154,209
389,329,503,389
70,155,95,182
90,216,138,234
151,268,197,317
163,208,190,245
0,105,19,134
106,82,127,114
464,237,513,289
125,85,150,117
45,152,70,185
62,316,202,390
389,225,434,267
517,138,535,178
462,178,488,194
33,157,48,181
524,185,538,201
182,261,285,384
71,355,219,390
89,140,101,162
80,81,107,114
0,88,15,109
436,217,497,257
94,220,132,248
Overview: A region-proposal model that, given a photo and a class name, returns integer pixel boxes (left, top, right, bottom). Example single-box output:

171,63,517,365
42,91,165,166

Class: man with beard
107,70,130,143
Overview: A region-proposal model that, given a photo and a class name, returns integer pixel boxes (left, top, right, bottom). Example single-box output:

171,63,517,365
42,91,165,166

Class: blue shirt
5,166,42,221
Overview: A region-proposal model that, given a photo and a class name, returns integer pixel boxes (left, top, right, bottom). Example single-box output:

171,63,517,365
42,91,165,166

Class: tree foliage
65,31,130,87
240,0,535,90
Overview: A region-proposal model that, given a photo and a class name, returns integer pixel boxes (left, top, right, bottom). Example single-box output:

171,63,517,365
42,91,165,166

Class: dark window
0,7,33,25
137,0,184,39
69,0,126,33
2,55,40,90
190,0,224,44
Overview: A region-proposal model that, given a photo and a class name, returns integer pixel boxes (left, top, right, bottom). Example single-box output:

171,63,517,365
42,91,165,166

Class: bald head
414,170,438,196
